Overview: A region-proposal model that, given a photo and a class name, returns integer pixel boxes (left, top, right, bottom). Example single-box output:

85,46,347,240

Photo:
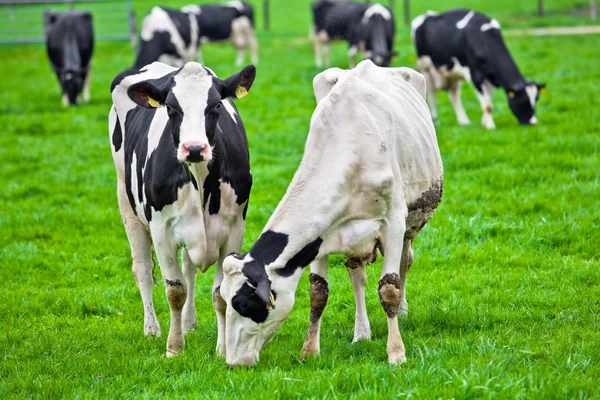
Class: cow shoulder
313,67,346,103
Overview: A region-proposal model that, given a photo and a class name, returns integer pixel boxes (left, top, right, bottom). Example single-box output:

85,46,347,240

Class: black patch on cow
312,0,369,46
112,112,123,152
250,231,289,266
162,7,193,48
276,237,323,277
133,31,180,70
111,68,143,92
231,283,277,324
193,4,251,41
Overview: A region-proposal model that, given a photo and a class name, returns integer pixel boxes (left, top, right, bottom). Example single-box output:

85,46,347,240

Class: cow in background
412,9,546,129
133,2,257,70
182,1,258,66
311,1,395,68
219,60,443,367
44,10,94,107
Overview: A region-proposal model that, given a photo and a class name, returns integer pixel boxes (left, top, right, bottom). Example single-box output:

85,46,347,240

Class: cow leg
379,208,407,364
417,56,440,122
153,233,186,357
83,70,91,103
62,93,69,108
475,81,496,129
117,182,160,336
346,263,372,341
213,261,227,357
181,248,197,333
398,239,414,316
197,47,204,65
348,45,358,69
301,257,329,358
234,44,246,67
448,81,470,125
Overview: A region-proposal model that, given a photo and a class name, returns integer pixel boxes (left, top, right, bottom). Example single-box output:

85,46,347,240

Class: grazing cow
311,0,395,68
109,61,255,357
219,60,443,367
182,1,258,66
133,2,257,70
411,9,546,129
44,10,94,106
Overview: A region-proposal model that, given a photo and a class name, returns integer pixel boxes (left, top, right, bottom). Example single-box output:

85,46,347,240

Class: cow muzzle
228,352,258,368
181,142,210,163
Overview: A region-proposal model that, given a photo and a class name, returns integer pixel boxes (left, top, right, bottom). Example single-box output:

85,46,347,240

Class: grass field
1,0,599,398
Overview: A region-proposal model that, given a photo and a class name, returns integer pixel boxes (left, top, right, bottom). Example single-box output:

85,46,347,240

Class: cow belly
418,55,471,90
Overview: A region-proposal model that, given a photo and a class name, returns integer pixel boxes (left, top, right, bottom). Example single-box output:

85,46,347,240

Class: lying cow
133,2,257,70
219,60,444,367
109,61,255,357
411,9,546,129
311,0,395,68
44,10,94,106
182,1,258,66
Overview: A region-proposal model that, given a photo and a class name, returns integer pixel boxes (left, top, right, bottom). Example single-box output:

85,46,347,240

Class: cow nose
182,142,209,163
529,116,538,125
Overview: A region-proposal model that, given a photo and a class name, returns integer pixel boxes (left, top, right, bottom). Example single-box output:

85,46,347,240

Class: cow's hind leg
398,239,414,316
448,80,470,125
83,70,91,103
181,248,197,333
346,250,376,342
475,80,496,129
153,231,186,357
117,182,160,336
301,257,329,358
379,206,408,364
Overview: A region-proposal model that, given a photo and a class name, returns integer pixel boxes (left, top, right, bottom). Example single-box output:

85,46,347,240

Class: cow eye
215,103,222,112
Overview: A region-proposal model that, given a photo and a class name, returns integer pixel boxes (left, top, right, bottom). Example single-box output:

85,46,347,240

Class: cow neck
255,125,352,276
187,161,210,189
482,31,528,90
369,16,389,55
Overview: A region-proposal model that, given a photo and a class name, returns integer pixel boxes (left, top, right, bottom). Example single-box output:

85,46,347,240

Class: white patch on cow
525,84,538,108
146,110,170,157
225,1,245,12
481,19,501,32
181,4,201,15
141,7,198,63
456,11,475,29
223,99,238,123
529,116,538,125
411,11,438,39
362,4,392,24
171,63,214,162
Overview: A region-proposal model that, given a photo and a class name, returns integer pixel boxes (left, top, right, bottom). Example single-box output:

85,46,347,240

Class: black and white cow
311,0,395,68
44,10,94,106
219,60,444,367
133,2,257,70
411,9,546,129
182,1,258,66
109,61,255,357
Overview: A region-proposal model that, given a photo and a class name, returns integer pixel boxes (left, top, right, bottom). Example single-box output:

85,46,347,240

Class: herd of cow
40,0,546,367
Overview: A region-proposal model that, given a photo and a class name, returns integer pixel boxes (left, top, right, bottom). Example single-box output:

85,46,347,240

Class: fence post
537,0,544,16
591,0,598,20
263,0,270,31
403,0,409,26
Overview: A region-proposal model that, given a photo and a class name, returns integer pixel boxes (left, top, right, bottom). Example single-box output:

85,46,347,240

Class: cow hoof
183,321,197,334
388,352,407,365
458,120,471,126
352,327,372,342
300,347,319,360
144,323,161,337
165,350,179,358
398,301,409,317
216,344,226,358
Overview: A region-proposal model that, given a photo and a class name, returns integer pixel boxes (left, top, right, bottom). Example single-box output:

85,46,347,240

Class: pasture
1,0,599,398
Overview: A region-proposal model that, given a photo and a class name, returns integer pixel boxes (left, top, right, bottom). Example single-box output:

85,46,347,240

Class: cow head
220,252,296,367
507,81,546,125
127,62,255,163
61,69,86,106
366,50,397,68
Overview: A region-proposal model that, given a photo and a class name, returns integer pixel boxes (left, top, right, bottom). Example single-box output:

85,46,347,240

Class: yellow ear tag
266,292,275,309
540,87,547,95
147,97,160,108
235,85,248,99
508,91,515,98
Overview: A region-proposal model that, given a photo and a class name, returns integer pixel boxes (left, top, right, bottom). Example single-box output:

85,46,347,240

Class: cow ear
223,254,244,275
220,65,256,100
127,81,167,109
44,10,58,26
313,67,345,103
81,12,92,22
256,280,275,309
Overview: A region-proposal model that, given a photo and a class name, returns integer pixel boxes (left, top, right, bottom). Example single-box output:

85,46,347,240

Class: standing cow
311,0,395,68
44,10,94,107
219,60,444,367
133,2,257,70
109,61,255,357
411,9,546,129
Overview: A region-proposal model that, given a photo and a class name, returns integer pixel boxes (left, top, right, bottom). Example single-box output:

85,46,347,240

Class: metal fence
0,0,135,44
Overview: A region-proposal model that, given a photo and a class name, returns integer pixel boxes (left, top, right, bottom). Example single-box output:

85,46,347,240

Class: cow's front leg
181,248,197,333
475,81,496,129
301,257,329,358
213,261,227,357
83,70,91,103
154,235,186,357
346,258,372,342
379,208,407,364
348,45,358,69
448,81,470,125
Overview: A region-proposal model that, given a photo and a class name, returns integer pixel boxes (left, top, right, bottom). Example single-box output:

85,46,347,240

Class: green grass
1,1,599,398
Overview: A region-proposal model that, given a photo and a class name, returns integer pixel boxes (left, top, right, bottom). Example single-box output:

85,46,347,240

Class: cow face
220,254,294,367
127,62,256,163
368,51,396,68
507,82,546,125
60,69,85,106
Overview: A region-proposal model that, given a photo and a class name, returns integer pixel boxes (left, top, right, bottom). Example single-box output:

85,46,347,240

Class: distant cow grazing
44,10,94,106
219,60,443,367
109,61,256,357
412,9,546,129
134,2,257,70
311,0,395,68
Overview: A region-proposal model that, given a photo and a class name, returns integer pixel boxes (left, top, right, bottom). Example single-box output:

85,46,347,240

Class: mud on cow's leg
301,258,329,358
165,278,187,357
378,273,406,364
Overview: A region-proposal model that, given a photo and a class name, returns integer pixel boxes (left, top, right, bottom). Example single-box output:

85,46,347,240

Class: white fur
411,11,438,40
481,19,501,32
525,84,538,108
223,98,238,123
225,1,245,12
221,61,443,366
456,11,475,29
362,4,392,24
